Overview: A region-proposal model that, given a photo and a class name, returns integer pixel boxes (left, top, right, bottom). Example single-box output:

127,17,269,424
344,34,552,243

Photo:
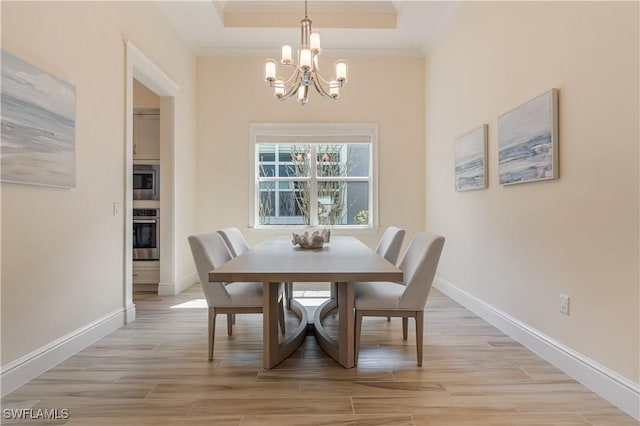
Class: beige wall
133,79,160,109
196,56,426,249
425,2,639,382
1,2,197,365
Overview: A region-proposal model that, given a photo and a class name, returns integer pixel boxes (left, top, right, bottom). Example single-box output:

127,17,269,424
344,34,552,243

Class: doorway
132,81,160,293
124,41,178,323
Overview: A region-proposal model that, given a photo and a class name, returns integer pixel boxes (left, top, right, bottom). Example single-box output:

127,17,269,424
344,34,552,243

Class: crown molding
195,46,425,58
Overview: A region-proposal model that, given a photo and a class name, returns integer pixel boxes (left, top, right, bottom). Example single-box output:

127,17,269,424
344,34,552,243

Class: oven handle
133,219,158,224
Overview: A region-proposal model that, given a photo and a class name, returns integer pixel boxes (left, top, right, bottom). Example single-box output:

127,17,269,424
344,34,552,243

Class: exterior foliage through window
251,124,376,228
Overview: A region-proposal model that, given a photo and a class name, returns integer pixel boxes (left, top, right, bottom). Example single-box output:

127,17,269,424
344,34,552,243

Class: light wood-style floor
2,283,637,425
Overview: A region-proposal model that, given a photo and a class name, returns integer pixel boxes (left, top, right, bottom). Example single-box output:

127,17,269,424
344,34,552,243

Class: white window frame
249,123,378,229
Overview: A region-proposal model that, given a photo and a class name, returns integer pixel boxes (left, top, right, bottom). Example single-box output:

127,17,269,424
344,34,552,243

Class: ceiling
154,1,460,57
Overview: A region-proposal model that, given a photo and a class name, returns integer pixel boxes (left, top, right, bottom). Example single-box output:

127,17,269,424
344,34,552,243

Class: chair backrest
375,226,406,265
217,227,250,258
398,232,445,310
188,232,233,306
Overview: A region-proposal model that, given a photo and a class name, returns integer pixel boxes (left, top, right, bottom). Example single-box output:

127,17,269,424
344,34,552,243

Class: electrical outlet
113,202,121,217
559,294,570,315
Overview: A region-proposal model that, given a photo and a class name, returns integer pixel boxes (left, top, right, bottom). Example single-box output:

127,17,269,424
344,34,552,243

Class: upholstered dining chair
375,226,406,265
188,232,285,361
374,226,405,321
217,227,250,323
330,226,407,304
217,227,250,257
354,232,445,366
218,227,295,309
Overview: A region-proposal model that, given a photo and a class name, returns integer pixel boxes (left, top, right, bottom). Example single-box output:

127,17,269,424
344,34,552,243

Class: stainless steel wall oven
133,208,159,261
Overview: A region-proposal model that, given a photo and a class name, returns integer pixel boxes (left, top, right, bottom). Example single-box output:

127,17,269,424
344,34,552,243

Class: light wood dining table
208,236,403,369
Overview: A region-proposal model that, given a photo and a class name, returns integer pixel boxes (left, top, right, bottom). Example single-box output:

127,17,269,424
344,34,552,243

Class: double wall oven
133,208,159,261
132,164,160,262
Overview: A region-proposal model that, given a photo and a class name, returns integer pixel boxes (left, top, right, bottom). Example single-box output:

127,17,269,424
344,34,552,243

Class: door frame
124,41,179,322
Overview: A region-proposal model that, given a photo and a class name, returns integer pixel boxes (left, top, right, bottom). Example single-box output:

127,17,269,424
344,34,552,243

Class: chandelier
264,1,348,106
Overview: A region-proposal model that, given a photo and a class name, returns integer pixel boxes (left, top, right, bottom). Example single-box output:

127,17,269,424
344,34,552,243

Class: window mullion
275,145,281,218
309,145,318,226
259,177,310,182
255,148,261,224
316,176,370,182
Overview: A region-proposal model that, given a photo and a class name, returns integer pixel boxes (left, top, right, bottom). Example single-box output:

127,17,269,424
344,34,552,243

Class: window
250,124,377,228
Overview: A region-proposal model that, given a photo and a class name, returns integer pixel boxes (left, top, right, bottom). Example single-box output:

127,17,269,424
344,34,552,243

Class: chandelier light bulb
300,49,312,71
274,80,285,98
298,85,308,106
265,59,276,82
330,80,340,98
335,60,347,82
310,33,321,53
281,45,292,64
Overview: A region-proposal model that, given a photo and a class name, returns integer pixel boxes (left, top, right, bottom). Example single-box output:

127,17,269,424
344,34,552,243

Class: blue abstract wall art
455,124,487,191
498,89,558,185
1,50,76,188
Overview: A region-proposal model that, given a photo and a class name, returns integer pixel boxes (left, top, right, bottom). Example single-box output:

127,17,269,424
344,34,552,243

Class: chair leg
227,314,233,336
416,310,424,366
354,310,363,366
278,298,286,335
402,317,408,340
208,307,216,361
387,316,391,322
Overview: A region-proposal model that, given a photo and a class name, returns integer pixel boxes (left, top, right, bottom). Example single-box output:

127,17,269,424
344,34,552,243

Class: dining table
208,235,403,369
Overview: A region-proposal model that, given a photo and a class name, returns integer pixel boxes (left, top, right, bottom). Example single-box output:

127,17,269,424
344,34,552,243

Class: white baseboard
125,303,136,324
1,308,125,397
157,272,197,296
176,272,197,294
434,277,640,421
157,281,175,296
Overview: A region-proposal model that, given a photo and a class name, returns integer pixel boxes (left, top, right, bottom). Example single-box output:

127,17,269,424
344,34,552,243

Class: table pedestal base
263,282,309,369
313,281,355,368
262,281,356,369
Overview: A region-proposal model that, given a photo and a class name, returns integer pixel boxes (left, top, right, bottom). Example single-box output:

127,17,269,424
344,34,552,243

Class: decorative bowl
292,229,331,249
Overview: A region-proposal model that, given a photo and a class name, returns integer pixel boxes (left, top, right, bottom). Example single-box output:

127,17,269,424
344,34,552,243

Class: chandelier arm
315,71,345,89
280,67,303,99
278,75,300,100
282,65,302,86
280,79,302,100
269,78,300,100
314,72,333,86
311,75,334,99
268,66,302,100
267,66,300,88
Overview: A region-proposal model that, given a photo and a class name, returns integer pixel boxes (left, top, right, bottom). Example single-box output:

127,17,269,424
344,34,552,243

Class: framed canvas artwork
454,124,487,191
1,50,76,188
498,89,558,185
